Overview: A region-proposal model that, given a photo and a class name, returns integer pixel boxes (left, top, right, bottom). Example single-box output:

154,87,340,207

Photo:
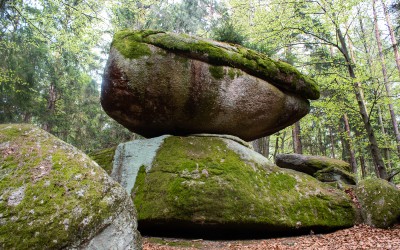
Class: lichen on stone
355,178,400,228
0,124,141,250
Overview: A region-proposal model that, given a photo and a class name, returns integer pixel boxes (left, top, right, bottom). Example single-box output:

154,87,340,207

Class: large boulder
276,154,355,185
355,179,400,228
0,124,141,250
106,135,355,237
101,30,319,141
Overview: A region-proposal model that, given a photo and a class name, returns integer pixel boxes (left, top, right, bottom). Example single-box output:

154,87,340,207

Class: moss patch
307,157,351,173
111,30,320,100
208,65,225,79
314,166,356,185
355,178,400,228
0,124,129,249
88,147,117,175
132,136,354,233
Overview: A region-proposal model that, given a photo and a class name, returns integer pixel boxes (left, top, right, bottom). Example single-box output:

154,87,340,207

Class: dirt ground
143,224,400,250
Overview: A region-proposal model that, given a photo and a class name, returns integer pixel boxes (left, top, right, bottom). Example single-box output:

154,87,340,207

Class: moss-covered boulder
107,135,355,237
101,30,318,141
0,124,141,250
276,154,355,185
355,179,400,228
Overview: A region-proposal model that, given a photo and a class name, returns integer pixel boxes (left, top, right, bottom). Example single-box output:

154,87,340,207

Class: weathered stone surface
355,179,400,228
0,124,141,250
101,30,317,141
314,167,356,185
104,135,355,237
275,154,355,186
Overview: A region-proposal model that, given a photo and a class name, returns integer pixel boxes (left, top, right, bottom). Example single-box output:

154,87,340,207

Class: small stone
76,189,85,197
201,169,209,178
7,186,26,207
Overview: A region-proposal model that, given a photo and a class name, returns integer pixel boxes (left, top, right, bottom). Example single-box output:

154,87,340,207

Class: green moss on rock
89,147,117,175
355,178,400,228
0,124,140,249
131,136,355,233
111,30,320,100
314,166,356,185
208,65,225,79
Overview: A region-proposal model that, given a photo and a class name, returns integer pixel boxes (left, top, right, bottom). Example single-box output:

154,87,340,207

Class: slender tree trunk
381,0,400,77
23,113,31,123
44,82,57,132
343,114,358,175
292,122,303,154
337,27,388,179
252,136,270,157
359,155,367,178
373,0,400,156
280,131,286,152
377,105,392,170
273,134,280,159
353,124,368,179
339,122,348,162
329,126,336,158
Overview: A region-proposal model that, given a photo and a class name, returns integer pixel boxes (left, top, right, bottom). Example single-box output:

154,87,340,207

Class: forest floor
143,224,400,250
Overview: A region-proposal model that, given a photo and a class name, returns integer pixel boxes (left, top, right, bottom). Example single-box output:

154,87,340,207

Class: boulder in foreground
0,124,141,250
108,135,355,237
355,178,400,228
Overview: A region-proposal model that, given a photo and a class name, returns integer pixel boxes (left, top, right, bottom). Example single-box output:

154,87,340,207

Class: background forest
1,0,400,183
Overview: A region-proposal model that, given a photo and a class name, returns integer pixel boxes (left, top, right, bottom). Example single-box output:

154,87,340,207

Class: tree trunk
280,131,286,152
252,136,270,158
338,122,348,162
343,114,358,176
292,122,303,154
337,27,388,179
329,126,336,158
359,155,367,178
373,0,400,156
44,82,57,132
378,105,392,170
381,0,400,77
353,128,367,179
273,133,280,159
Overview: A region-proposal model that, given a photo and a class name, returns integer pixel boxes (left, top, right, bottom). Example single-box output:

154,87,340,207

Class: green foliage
212,19,246,45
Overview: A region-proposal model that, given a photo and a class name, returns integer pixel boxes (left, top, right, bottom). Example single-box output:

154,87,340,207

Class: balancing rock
101,30,319,141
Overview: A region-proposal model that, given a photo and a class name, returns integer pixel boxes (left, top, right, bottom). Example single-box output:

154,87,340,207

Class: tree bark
280,131,286,152
343,114,358,176
337,26,388,179
381,0,400,77
378,105,392,170
359,155,367,178
44,82,57,132
373,0,400,156
292,122,303,154
338,122,348,162
329,126,336,158
252,136,270,158
273,133,280,159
